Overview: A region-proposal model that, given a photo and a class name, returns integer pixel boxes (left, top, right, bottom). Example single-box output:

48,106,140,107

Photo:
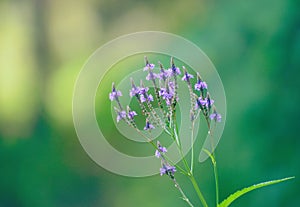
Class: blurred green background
0,0,299,206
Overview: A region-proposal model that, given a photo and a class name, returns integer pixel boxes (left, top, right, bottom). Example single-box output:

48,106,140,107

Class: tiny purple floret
155,143,167,158
167,67,181,77
139,87,149,95
182,72,194,82
109,84,122,101
160,164,176,176
210,112,222,122
144,120,155,130
195,81,208,91
127,110,137,119
196,97,214,108
146,72,159,81
116,111,126,122
143,63,155,71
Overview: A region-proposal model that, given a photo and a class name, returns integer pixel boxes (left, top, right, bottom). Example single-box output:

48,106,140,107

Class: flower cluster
109,56,221,178
155,141,176,179
108,57,293,207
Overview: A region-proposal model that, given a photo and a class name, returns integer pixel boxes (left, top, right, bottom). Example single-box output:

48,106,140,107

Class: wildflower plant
109,56,293,207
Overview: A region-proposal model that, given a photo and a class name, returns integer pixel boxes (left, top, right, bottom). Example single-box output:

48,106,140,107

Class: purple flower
196,97,214,108
127,110,137,119
160,164,176,177
158,62,168,81
109,83,122,101
210,111,222,122
116,110,126,122
146,72,159,81
148,94,154,102
195,81,208,91
155,141,167,158
129,79,140,97
143,63,155,71
195,73,208,91
167,67,181,77
159,87,174,105
167,57,181,77
159,70,169,81
139,86,149,95
182,67,194,83
198,96,207,106
140,94,154,103
130,87,139,97
144,120,155,130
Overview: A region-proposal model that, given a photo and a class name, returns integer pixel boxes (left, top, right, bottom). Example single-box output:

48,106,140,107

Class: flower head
143,63,155,71
129,79,140,97
158,62,168,81
138,81,149,95
143,56,155,71
167,57,181,77
155,141,167,158
144,120,155,130
115,109,126,123
127,106,137,119
195,73,208,91
210,109,222,122
196,96,214,109
160,164,176,178
146,72,159,81
109,83,122,101
181,66,194,83
159,80,176,105
140,94,154,103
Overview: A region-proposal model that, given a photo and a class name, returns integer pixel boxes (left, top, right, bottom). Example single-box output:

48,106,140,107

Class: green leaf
218,177,294,207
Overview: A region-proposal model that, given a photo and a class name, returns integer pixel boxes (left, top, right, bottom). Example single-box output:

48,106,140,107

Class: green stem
189,175,208,207
190,121,195,173
204,117,220,206
173,178,194,207
213,156,219,206
204,149,219,206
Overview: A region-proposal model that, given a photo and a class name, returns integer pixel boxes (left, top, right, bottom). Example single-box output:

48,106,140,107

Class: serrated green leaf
218,176,294,207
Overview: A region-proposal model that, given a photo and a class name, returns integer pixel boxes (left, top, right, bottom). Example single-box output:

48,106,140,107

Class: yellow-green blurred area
0,0,299,206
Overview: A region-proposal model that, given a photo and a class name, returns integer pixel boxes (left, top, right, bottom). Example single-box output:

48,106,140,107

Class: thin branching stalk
173,178,194,207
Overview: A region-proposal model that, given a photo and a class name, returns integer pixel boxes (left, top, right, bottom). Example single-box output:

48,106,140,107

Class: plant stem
210,122,219,206
189,175,208,207
190,121,195,174
213,156,219,206
204,148,219,206
173,178,194,207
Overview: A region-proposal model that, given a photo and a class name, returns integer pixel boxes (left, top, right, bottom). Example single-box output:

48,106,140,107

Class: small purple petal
167,67,181,77
146,72,159,81
143,63,155,71
139,87,149,95
210,112,222,122
129,87,139,97
182,72,194,82
144,120,155,130
159,146,167,153
160,167,167,176
148,94,154,102
195,81,208,91
128,110,137,119
116,111,126,122
140,94,146,103
109,90,122,101
160,164,176,176
155,150,161,158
